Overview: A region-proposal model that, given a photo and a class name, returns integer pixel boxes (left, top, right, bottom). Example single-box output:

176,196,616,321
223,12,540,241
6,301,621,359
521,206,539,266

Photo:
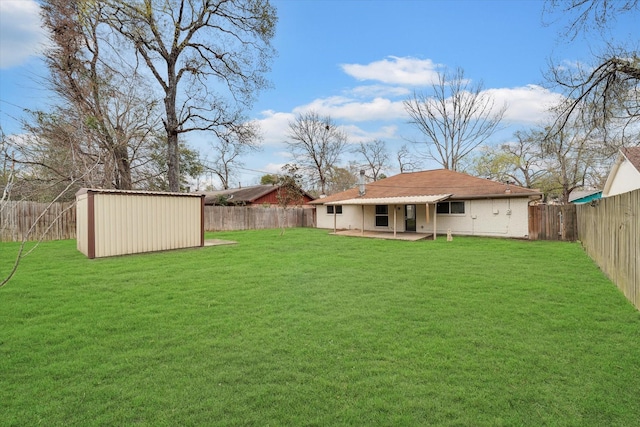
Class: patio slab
330,230,432,241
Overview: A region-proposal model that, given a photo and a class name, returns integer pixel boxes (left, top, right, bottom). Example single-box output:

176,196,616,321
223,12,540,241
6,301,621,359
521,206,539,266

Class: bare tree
396,144,421,173
403,67,506,171
275,164,305,236
105,0,277,192
353,139,389,181
40,0,162,191
1,127,103,288
326,163,359,195
286,111,347,195
545,1,640,138
205,121,260,189
465,131,546,189
540,117,606,203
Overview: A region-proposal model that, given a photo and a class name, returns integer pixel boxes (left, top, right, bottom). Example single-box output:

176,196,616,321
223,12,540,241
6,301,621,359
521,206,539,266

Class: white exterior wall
604,160,640,197
316,197,531,238
434,198,530,238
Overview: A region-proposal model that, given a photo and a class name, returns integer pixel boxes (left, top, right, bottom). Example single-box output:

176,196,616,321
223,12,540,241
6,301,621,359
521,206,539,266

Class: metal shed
76,188,205,259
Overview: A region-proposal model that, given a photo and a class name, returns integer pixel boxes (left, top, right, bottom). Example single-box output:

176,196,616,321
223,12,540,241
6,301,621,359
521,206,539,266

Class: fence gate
528,204,577,241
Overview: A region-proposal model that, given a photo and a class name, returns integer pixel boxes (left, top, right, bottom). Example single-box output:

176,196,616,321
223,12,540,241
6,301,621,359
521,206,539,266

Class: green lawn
1,228,639,426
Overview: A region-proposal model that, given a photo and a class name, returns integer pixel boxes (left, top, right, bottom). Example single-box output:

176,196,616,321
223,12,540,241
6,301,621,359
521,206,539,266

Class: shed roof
312,169,542,205
76,188,204,198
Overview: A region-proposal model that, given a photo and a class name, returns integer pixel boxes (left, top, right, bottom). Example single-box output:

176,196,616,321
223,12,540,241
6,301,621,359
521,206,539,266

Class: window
327,205,342,214
436,201,465,214
375,205,389,226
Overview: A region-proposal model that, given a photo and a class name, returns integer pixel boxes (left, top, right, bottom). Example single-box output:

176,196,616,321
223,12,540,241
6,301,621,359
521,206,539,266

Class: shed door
405,205,416,232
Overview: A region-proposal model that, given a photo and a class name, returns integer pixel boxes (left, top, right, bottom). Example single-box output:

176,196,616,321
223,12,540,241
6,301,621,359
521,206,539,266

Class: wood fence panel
2,202,315,241
1,201,76,242
203,206,315,231
577,190,639,310
528,204,577,241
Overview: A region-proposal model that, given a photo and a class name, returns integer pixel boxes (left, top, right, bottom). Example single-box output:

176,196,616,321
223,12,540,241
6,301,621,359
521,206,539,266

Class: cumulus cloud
348,84,411,99
0,0,48,69
294,96,406,122
253,110,294,146
485,85,565,124
341,56,443,86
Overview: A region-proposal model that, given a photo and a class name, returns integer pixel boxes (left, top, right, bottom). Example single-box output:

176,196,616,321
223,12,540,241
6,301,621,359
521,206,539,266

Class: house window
375,205,389,226
327,205,342,214
437,201,465,214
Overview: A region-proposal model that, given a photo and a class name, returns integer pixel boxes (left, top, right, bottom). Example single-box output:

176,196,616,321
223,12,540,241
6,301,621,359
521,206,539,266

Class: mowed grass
1,228,639,426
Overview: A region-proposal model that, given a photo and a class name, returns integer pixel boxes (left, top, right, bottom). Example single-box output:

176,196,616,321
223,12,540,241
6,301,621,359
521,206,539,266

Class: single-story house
198,184,315,207
569,189,602,204
311,169,542,239
602,147,640,197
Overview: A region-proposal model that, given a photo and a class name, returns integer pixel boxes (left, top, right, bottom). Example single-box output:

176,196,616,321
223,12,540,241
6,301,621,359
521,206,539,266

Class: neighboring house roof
568,189,602,204
311,169,542,205
198,185,314,205
602,147,640,197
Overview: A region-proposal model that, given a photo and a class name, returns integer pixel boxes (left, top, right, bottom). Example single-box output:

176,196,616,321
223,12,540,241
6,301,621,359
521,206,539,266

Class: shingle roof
311,169,542,204
198,184,315,205
621,147,640,171
198,185,279,205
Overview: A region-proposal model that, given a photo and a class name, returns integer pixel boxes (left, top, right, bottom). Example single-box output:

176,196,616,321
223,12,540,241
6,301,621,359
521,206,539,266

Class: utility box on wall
76,188,205,259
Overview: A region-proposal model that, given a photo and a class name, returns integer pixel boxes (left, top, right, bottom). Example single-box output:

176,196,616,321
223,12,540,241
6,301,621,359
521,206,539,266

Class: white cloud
348,84,411,99
254,110,294,146
0,0,48,69
294,96,406,122
486,85,565,124
341,56,443,86
263,162,287,174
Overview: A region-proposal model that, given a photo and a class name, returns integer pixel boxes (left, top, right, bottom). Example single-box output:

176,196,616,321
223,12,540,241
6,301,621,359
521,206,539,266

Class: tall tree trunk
165,61,180,192
113,144,132,190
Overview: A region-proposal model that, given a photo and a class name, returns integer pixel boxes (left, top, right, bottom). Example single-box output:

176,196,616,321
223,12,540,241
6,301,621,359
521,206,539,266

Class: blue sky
0,0,635,188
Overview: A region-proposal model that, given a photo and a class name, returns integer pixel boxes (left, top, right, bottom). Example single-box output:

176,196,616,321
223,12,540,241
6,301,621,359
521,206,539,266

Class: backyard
1,228,639,426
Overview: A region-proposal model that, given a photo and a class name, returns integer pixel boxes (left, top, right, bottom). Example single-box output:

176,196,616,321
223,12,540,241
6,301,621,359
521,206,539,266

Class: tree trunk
113,144,132,190
165,60,180,193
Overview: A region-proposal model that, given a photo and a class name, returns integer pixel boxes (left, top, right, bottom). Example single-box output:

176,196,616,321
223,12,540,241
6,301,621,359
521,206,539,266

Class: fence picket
2,202,316,242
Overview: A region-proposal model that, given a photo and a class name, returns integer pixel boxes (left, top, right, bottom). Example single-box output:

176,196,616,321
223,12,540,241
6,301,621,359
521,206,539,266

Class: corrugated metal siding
76,189,203,258
92,193,202,258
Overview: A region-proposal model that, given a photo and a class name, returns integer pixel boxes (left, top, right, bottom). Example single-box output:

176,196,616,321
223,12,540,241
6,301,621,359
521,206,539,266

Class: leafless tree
275,164,305,236
403,67,506,171
204,120,260,189
40,0,161,191
465,131,546,189
326,163,359,195
0,128,103,288
396,144,421,173
286,111,347,195
544,1,640,139
104,0,277,192
353,139,389,181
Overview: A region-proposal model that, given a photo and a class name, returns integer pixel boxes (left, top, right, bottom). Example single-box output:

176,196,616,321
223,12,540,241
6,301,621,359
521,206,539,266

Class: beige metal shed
76,188,205,259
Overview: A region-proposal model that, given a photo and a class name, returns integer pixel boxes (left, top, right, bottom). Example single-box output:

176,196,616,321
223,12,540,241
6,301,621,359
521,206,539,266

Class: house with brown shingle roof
602,147,640,198
198,185,314,207
310,169,542,239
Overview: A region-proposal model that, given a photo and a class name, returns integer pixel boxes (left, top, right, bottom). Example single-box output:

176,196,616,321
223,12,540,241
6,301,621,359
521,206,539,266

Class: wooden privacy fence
577,189,639,310
1,201,76,242
528,204,577,241
1,202,315,241
204,206,315,231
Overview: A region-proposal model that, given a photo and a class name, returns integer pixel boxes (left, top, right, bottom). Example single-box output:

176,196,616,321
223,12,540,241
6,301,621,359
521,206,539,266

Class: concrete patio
330,229,433,241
